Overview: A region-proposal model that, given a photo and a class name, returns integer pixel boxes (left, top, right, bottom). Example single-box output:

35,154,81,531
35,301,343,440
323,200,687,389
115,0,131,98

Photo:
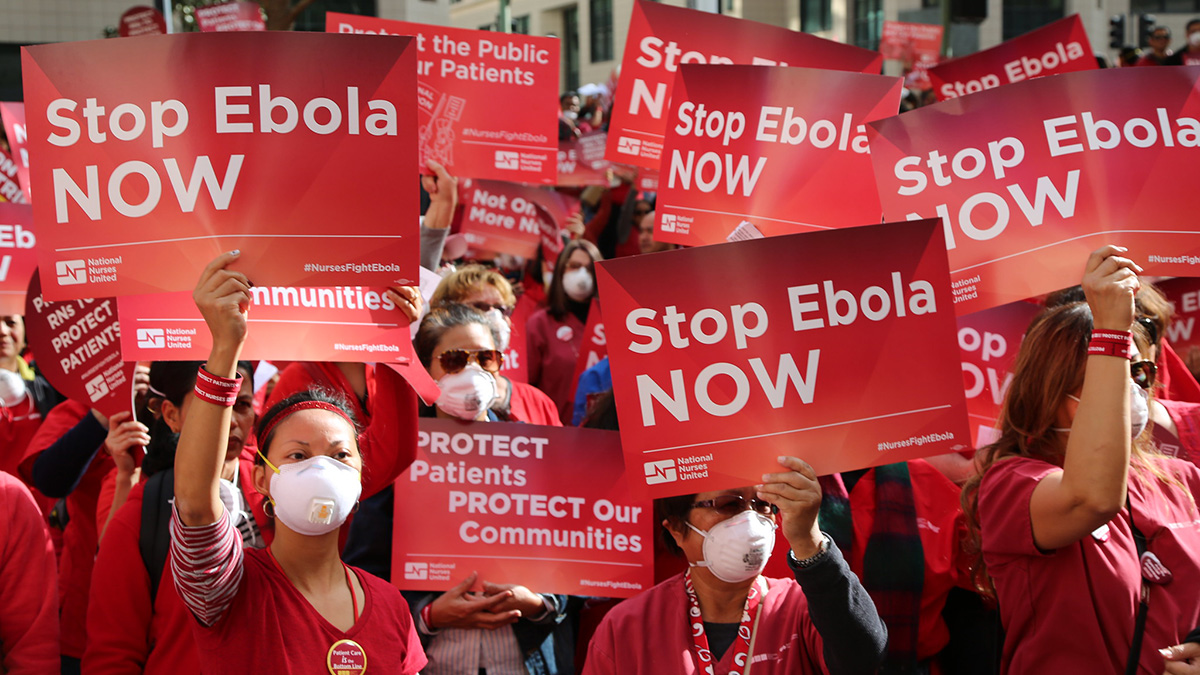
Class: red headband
258,400,356,450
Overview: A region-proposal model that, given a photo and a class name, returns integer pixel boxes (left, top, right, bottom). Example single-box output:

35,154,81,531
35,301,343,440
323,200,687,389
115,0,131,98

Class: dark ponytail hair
254,387,361,463
142,360,252,477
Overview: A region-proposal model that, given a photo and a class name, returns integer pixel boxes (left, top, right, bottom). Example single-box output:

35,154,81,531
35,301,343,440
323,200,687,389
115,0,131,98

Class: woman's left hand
758,456,824,559
481,581,547,619
386,286,423,326
1163,642,1200,675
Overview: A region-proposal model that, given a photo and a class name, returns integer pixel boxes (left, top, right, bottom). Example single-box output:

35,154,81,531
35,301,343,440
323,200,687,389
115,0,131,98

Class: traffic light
1139,14,1157,49
1110,15,1127,50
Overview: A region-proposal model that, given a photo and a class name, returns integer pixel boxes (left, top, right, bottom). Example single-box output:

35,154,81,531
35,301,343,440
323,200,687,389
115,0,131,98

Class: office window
1003,0,1064,41
1132,0,1200,10
590,0,613,62
801,0,831,33
513,15,530,34
853,0,883,50
564,5,580,90
293,0,376,31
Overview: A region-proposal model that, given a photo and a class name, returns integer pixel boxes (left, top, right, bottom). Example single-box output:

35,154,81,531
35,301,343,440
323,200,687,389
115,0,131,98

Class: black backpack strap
139,468,175,602
1124,498,1149,675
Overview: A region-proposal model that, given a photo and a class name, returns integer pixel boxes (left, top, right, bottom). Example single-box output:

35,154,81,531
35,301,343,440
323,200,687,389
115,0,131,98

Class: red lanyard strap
684,571,767,675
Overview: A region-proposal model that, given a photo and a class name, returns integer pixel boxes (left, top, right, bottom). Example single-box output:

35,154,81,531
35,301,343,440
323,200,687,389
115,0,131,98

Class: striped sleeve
168,505,244,628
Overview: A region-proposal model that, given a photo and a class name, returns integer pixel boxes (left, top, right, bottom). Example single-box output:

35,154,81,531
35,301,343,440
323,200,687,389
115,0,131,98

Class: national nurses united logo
644,459,677,485
137,328,165,349
85,374,109,402
404,562,428,580
494,150,519,170
56,259,86,285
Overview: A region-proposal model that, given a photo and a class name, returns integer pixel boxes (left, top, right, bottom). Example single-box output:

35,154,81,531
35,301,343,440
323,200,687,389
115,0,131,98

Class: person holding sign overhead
582,457,887,674
168,251,426,674
962,246,1200,674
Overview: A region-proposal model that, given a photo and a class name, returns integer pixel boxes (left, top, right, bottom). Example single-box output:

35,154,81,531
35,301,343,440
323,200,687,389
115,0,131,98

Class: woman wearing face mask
430,264,561,426
583,457,887,674
169,252,426,673
528,239,602,425
410,303,570,674
86,360,259,675
962,246,1200,674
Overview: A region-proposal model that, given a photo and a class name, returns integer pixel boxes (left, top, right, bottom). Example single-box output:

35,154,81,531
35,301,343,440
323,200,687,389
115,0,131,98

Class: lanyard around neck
683,570,767,675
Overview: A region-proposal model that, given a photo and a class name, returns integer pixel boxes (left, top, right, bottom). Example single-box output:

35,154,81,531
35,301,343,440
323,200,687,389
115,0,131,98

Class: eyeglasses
1131,360,1157,390
690,494,778,517
1136,317,1160,345
467,301,513,317
437,348,504,374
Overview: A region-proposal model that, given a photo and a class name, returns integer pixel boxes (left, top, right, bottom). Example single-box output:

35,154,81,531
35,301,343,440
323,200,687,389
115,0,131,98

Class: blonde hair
430,264,516,309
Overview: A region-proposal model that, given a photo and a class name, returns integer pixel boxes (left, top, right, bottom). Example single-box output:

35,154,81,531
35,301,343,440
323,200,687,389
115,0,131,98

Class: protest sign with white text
928,14,1094,101
22,32,418,301
655,65,901,246
869,67,1200,315
393,419,653,597
606,0,882,170
597,219,970,499
328,13,558,184
0,103,31,198
0,203,37,315
957,300,1040,449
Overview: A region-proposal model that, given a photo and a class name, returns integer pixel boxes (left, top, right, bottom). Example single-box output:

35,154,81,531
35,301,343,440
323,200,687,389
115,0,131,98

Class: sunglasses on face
690,494,778,517
1131,360,1157,390
437,348,504,374
1136,317,1160,345
467,301,513,318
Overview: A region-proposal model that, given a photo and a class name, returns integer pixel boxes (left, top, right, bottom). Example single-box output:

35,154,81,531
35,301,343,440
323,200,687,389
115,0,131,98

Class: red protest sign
0,203,37,315
636,168,659,192
655,65,901,246
869,67,1200,316
328,13,558,184
596,219,969,499
25,270,134,418
0,147,26,205
957,301,1040,449
558,131,611,187
880,21,942,91
117,286,420,363
393,419,653,598
457,179,548,258
928,14,1094,102
0,103,31,198
119,6,166,37
501,293,537,384
1158,278,1200,366
22,32,418,302
194,1,265,32
607,0,882,170
570,298,606,400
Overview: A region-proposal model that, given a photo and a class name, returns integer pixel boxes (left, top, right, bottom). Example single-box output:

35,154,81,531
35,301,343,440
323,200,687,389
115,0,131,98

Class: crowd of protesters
2,14,1200,675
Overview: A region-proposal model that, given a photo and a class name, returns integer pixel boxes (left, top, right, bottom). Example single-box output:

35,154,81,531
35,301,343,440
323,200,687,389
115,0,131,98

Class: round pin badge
327,639,367,675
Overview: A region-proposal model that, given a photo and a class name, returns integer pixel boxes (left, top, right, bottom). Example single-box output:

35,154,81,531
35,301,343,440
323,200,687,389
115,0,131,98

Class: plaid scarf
819,463,925,672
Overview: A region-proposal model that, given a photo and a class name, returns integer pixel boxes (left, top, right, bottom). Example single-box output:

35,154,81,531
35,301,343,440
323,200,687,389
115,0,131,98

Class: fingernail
1160,648,1173,658
230,249,240,256
778,456,788,463
761,474,771,482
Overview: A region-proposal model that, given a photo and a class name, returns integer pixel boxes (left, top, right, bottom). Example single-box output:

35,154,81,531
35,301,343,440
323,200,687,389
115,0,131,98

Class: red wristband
193,367,242,407
421,603,434,629
1088,335,1132,358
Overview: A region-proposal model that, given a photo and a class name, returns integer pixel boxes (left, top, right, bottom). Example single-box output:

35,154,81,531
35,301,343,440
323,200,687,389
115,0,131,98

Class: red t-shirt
20,400,110,658
584,573,828,675
0,471,58,674
979,456,1200,674
509,380,563,426
526,308,586,425
194,547,426,674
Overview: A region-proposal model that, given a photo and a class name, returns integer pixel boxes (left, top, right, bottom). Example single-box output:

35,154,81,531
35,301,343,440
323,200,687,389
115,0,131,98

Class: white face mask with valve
264,455,362,536
1055,384,1150,439
562,268,594,302
686,510,777,582
436,364,498,420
